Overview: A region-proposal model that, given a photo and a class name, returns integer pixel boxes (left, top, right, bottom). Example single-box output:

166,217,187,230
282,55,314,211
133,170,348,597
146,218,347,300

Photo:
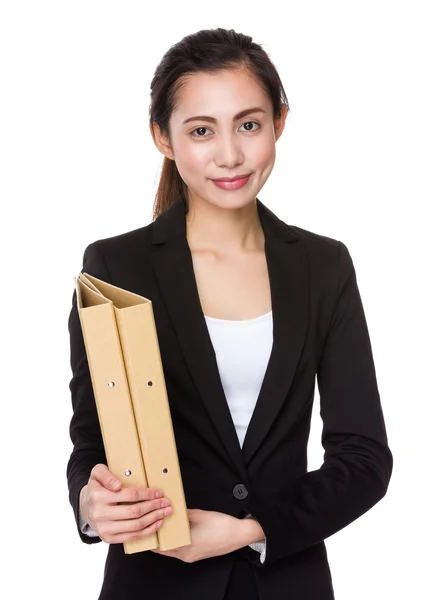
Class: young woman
67,27,393,600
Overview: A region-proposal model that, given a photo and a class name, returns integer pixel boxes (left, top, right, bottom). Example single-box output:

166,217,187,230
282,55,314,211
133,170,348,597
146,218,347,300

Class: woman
67,27,393,599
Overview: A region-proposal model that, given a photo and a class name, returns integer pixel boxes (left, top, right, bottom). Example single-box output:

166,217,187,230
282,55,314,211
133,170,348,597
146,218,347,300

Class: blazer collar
151,193,308,481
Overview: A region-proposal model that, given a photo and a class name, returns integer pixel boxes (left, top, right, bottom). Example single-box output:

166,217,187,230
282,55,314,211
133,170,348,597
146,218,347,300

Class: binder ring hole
147,381,153,386
108,381,115,388
125,470,132,476
162,468,168,474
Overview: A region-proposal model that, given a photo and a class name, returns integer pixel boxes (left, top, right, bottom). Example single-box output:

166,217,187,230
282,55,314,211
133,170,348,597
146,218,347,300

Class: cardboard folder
74,273,191,554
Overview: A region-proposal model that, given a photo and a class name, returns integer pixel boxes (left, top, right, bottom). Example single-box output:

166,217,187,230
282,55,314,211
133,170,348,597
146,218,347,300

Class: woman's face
152,67,288,211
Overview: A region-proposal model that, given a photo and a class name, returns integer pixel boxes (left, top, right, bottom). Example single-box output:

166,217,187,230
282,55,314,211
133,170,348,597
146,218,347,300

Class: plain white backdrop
1,1,431,598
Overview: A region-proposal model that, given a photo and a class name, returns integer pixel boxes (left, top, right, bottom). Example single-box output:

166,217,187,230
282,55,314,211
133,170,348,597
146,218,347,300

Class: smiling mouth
211,173,251,182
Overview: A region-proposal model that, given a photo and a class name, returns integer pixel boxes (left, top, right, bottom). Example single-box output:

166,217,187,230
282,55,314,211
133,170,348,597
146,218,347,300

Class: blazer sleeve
241,240,393,568
66,241,112,544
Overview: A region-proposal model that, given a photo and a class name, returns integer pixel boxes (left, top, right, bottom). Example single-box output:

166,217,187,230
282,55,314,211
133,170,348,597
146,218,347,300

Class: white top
79,309,272,564
203,309,273,450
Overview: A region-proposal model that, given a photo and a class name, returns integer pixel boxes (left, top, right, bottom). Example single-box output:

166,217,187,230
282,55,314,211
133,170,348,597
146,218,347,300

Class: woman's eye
239,121,260,132
189,121,260,138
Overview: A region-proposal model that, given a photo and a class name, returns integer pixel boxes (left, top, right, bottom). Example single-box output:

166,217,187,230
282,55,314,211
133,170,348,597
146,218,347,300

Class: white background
1,1,431,598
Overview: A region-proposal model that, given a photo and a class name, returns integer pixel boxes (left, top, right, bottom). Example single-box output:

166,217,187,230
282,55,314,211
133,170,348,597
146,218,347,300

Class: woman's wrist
238,515,265,546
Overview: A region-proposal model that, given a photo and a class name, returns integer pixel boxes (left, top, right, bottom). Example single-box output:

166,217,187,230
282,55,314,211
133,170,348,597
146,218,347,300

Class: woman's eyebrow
182,107,266,125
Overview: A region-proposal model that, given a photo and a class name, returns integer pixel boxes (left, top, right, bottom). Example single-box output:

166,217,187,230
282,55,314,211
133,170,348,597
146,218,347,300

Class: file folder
74,273,191,554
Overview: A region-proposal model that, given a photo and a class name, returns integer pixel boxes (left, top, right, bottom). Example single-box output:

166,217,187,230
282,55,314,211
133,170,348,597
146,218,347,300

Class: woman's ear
149,121,175,160
274,104,289,142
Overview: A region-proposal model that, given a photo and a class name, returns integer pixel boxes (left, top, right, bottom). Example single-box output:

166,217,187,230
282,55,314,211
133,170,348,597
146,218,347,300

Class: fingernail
155,490,162,498
112,480,121,489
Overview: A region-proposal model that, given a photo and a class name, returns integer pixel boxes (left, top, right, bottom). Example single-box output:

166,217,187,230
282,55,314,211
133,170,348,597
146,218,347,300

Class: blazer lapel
151,193,308,480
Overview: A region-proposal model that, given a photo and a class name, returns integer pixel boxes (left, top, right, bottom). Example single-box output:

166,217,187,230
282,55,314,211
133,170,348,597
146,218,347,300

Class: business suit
67,192,393,599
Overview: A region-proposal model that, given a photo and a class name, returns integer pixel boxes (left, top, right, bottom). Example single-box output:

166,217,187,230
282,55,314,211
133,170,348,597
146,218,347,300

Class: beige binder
75,273,191,554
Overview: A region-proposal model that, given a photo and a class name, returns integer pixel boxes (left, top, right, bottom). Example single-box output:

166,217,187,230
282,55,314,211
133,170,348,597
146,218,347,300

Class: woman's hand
80,464,173,544
150,508,245,563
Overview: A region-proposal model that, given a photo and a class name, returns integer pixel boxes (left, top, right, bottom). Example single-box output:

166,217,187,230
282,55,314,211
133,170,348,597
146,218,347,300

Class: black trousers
223,557,259,599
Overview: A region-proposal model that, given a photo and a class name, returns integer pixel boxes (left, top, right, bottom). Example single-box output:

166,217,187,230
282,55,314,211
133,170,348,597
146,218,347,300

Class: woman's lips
211,174,251,190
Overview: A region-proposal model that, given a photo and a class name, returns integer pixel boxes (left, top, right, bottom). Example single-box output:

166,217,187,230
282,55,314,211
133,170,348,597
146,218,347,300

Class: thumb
91,463,122,491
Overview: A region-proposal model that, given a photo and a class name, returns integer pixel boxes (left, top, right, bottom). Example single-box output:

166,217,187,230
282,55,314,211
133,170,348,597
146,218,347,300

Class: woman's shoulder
92,221,153,251
278,216,345,259
85,221,155,262
276,215,353,281
288,222,338,246
80,222,155,283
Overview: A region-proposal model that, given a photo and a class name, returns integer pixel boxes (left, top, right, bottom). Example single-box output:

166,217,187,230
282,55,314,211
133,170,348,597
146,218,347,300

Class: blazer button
233,483,249,500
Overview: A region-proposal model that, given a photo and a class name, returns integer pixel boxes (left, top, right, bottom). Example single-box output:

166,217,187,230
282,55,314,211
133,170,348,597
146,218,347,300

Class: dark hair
148,27,290,220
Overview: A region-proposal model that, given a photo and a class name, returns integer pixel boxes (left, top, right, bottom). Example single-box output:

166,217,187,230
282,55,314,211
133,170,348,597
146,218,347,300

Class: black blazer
67,193,393,599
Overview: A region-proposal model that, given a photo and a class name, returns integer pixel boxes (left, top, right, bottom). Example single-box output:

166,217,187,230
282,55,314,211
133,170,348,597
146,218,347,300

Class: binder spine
116,304,191,550
76,279,159,554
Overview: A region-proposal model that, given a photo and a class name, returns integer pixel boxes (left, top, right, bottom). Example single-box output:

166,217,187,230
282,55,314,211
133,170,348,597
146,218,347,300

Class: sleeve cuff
79,509,99,537
244,512,267,564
